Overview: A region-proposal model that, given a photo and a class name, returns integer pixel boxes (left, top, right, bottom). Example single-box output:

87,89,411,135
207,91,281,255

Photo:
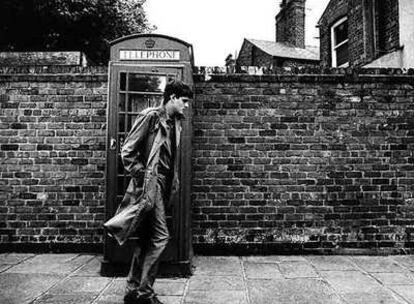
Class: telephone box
101,34,194,276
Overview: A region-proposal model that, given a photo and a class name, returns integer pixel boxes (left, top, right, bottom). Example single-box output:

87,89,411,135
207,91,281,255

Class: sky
144,0,330,66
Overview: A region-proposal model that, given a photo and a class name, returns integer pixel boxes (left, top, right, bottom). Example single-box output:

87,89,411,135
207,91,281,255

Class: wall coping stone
1,66,414,84
0,51,88,66
194,68,414,84
0,66,108,82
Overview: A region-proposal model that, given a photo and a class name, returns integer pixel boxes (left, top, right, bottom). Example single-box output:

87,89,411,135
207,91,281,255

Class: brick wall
192,70,414,254
1,67,414,254
0,66,107,251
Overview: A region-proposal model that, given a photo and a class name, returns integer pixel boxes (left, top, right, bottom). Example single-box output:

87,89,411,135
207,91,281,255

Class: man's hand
171,173,180,193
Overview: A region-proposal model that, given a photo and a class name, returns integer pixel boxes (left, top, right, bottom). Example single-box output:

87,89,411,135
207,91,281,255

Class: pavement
1,254,414,304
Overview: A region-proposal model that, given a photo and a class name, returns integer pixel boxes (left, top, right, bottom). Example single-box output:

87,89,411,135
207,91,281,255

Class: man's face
170,96,190,116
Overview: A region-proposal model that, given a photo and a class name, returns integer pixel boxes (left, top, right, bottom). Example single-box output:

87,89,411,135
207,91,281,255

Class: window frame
331,16,349,67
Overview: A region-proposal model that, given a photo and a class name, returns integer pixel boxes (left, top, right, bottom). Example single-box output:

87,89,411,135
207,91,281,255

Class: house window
331,17,349,67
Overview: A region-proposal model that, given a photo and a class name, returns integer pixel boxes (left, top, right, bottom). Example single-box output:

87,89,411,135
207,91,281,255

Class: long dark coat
104,106,181,245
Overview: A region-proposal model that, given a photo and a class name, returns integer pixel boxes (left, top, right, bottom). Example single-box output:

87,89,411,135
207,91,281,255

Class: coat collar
157,106,182,139
146,106,182,167
158,106,172,132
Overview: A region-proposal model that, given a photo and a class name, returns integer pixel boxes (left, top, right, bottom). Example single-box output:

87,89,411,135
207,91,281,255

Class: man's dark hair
163,79,193,104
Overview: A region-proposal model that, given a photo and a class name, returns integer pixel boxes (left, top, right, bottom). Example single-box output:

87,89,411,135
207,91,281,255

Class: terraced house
319,0,414,68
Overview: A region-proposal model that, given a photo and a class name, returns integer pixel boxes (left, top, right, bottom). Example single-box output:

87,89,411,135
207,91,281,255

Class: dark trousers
126,180,170,298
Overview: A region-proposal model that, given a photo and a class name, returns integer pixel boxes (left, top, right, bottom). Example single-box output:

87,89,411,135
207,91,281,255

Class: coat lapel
146,108,182,169
146,108,169,167
175,118,181,149
146,129,163,167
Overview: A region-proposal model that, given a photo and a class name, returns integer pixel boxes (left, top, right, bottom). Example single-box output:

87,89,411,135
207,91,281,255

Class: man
120,80,193,304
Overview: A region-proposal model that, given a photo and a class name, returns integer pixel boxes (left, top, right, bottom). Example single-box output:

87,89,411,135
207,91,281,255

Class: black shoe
124,293,163,304
148,296,164,304
124,290,140,304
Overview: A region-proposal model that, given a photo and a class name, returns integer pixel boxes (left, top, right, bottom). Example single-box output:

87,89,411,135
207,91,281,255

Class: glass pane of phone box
128,74,167,92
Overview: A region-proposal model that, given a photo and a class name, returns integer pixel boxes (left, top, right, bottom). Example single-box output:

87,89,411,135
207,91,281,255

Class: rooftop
246,38,320,61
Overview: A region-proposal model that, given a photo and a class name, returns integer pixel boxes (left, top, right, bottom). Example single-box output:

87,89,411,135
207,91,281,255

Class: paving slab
271,255,308,262
0,273,63,304
192,256,243,276
392,256,414,270
0,253,35,265
241,256,280,263
244,262,284,279
6,254,94,275
94,279,123,304
72,257,103,277
242,255,307,263
372,272,414,285
351,256,407,273
95,277,186,303
247,278,345,304
94,296,122,304
33,293,97,304
154,278,187,296
98,294,182,304
306,256,356,271
2,254,414,304
320,270,381,293
184,290,248,304
188,275,244,290
390,285,414,303
47,276,112,295
156,296,182,304
0,264,12,272
94,296,123,304
340,290,407,304
278,261,319,278
29,254,79,263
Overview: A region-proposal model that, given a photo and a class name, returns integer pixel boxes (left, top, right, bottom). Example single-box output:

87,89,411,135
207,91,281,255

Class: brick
373,179,389,185
270,123,288,129
1,144,18,151
227,165,244,171
228,137,245,144
71,158,88,166
280,116,299,123
10,123,27,129
15,172,32,178
65,186,81,192
327,172,344,178
37,144,53,151
81,186,99,192
19,193,37,199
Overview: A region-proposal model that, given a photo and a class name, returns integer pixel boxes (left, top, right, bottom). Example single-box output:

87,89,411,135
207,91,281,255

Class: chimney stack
275,0,306,49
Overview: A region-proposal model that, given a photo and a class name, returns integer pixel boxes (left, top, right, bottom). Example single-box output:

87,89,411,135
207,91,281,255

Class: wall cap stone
193,68,414,84
0,52,88,66
0,66,108,82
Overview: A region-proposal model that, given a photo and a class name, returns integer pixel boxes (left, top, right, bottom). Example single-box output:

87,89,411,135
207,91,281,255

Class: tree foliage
0,0,154,64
